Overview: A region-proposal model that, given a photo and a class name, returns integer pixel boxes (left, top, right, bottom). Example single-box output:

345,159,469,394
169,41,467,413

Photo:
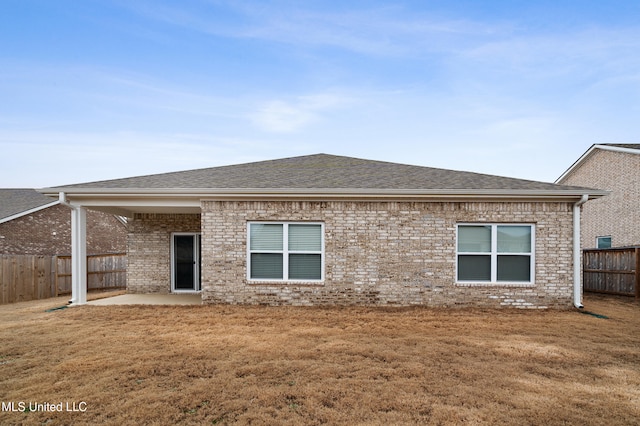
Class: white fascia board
51,188,607,204
596,144,640,155
556,145,599,184
0,201,60,224
556,144,640,183
45,187,607,196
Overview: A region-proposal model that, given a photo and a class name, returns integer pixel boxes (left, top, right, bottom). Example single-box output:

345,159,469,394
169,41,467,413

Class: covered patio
47,191,203,305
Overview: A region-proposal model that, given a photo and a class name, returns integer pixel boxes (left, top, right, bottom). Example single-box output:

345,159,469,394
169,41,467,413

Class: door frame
171,232,202,293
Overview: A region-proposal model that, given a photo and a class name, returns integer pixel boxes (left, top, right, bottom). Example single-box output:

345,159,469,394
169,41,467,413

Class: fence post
635,247,640,300
54,256,59,297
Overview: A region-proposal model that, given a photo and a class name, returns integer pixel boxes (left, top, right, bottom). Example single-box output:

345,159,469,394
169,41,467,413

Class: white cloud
250,93,353,133
458,27,640,83
123,1,497,57
251,100,315,133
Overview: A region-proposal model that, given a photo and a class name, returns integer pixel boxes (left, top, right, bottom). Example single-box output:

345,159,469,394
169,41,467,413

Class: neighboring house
0,189,127,255
39,154,606,308
556,144,640,249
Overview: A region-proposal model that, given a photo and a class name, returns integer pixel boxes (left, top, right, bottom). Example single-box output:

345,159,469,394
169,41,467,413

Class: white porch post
70,206,87,305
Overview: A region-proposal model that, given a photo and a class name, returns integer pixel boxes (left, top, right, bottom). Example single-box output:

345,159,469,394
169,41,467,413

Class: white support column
71,206,87,305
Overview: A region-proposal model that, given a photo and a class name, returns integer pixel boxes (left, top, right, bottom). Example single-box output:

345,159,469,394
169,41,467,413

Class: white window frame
596,236,612,249
456,223,535,286
247,222,325,283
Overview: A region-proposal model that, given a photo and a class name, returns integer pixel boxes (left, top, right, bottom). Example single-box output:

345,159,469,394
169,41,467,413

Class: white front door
172,233,201,292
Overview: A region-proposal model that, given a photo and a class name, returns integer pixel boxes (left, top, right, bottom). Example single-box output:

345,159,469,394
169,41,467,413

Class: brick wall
0,204,127,255
560,149,640,248
127,213,201,293
200,200,575,308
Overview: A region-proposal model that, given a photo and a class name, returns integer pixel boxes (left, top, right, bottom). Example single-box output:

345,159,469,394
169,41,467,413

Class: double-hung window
248,222,324,281
457,224,534,284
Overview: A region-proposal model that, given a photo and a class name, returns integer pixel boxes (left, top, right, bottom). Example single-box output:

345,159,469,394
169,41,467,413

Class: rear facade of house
129,200,575,308
41,154,605,308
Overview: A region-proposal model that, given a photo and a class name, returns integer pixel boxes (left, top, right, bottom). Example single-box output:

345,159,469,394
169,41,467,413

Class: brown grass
1,293,639,425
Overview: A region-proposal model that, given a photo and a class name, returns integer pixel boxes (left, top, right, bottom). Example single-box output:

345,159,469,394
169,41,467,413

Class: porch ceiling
88,205,202,216
56,194,203,217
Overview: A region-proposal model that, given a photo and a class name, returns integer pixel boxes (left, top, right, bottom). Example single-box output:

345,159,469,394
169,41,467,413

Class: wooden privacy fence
583,247,639,299
0,253,127,304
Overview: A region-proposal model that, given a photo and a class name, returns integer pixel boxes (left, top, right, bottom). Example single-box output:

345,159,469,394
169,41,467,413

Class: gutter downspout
58,192,69,207
573,194,589,309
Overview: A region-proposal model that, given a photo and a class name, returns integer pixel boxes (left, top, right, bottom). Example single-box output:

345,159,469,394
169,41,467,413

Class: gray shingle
45,154,592,192
0,189,58,221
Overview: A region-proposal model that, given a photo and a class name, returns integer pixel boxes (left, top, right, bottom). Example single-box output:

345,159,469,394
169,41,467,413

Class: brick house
0,189,127,255
39,154,605,308
556,144,640,249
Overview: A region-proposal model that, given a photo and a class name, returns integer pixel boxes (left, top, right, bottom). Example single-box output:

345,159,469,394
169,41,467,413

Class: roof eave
40,187,609,201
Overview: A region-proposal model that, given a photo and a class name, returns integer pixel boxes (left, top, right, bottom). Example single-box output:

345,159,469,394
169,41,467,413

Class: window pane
597,237,611,249
250,224,283,251
458,226,491,252
497,255,531,282
250,253,283,279
458,255,491,281
497,226,531,253
289,254,321,280
289,224,321,251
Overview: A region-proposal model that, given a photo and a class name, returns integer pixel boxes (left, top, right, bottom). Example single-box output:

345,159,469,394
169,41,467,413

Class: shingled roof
0,189,59,222
46,154,592,192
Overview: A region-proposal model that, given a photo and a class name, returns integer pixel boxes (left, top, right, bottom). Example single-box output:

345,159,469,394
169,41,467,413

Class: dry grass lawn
1,293,639,425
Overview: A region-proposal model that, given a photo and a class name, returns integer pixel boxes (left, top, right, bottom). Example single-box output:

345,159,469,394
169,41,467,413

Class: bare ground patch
1,294,639,425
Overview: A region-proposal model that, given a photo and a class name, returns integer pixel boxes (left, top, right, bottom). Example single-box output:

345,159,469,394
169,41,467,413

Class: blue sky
1,0,639,188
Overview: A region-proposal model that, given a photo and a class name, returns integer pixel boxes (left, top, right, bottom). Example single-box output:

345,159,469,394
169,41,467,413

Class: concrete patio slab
87,294,202,306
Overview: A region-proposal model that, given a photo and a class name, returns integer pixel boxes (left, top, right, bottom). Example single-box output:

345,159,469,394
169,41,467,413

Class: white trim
247,222,325,283
456,223,536,286
0,200,60,224
596,235,612,249
595,144,640,155
40,187,609,198
70,206,87,305
171,233,202,293
556,144,640,183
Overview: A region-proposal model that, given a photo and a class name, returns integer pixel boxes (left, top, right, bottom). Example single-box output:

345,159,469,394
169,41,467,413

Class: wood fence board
0,253,126,304
583,247,638,298
0,257,8,304
636,247,640,299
